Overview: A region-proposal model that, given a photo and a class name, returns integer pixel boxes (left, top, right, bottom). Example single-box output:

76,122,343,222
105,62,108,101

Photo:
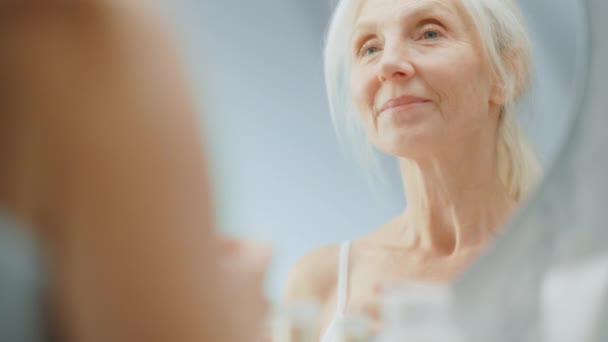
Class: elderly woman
284,0,541,339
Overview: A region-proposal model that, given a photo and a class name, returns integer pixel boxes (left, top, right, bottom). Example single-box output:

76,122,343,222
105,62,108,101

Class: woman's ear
490,75,507,107
492,45,530,107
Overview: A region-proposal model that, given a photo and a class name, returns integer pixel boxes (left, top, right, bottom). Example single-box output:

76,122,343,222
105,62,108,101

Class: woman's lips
378,95,431,115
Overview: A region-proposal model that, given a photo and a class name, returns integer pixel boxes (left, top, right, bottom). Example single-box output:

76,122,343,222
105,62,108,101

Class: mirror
454,0,608,340
161,0,587,307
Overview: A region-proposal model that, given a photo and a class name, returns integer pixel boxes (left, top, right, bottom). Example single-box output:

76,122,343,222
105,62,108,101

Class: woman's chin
375,141,433,160
372,131,439,158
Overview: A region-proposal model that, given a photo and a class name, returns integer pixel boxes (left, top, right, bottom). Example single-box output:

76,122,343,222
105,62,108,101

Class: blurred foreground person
0,1,268,341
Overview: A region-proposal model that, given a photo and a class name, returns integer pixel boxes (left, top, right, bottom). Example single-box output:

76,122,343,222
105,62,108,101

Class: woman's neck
396,145,517,255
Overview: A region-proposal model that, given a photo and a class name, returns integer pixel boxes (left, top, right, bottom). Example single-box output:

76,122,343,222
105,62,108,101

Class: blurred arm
0,1,233,341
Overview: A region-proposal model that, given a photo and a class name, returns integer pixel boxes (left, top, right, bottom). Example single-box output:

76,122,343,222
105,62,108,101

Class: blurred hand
219,237,272,341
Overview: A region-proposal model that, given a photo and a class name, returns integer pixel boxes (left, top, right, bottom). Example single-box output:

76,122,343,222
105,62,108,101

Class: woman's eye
364,46,379,56
357,41,380,58
423,30,440,40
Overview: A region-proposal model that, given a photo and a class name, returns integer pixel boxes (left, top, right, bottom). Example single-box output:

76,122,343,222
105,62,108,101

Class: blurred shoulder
282,244,342,304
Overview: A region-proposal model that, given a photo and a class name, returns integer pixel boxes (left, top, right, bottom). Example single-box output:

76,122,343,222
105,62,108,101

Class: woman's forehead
352,0,474,37
355,0,462,25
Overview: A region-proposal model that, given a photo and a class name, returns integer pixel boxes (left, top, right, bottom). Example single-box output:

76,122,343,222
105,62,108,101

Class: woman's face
350,0,503,158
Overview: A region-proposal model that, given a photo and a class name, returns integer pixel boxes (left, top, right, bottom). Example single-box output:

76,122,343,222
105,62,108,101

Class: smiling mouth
378,95,431,115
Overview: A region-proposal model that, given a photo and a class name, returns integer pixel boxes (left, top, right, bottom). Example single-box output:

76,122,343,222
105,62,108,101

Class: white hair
323,0,542,201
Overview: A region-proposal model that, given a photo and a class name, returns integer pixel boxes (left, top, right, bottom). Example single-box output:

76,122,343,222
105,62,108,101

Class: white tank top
320,241,351,342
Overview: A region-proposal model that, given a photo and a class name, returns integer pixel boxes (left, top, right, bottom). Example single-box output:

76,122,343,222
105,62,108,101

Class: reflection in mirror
453,0,608,341
163,0,584,339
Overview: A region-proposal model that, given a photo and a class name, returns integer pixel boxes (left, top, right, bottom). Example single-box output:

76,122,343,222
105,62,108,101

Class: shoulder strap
335,241,351,315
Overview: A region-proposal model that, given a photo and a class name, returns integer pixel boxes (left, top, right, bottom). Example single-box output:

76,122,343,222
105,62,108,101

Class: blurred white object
541,254,608,342
334,314,374,342
271,300,320,342
376,283,464,342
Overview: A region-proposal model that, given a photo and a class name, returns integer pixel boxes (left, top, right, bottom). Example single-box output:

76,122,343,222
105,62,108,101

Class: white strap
335,241,351,316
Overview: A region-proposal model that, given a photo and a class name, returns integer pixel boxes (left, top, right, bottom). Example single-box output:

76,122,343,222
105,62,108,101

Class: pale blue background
160,0,584,300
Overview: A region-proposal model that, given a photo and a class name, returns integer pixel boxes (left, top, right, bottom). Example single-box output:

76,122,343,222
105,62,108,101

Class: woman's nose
377,44,415,83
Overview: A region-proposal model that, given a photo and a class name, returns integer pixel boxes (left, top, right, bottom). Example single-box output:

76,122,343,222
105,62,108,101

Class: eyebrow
351,1,455,39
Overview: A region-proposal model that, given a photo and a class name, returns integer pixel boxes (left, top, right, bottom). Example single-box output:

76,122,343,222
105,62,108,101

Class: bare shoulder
282,244,341,304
